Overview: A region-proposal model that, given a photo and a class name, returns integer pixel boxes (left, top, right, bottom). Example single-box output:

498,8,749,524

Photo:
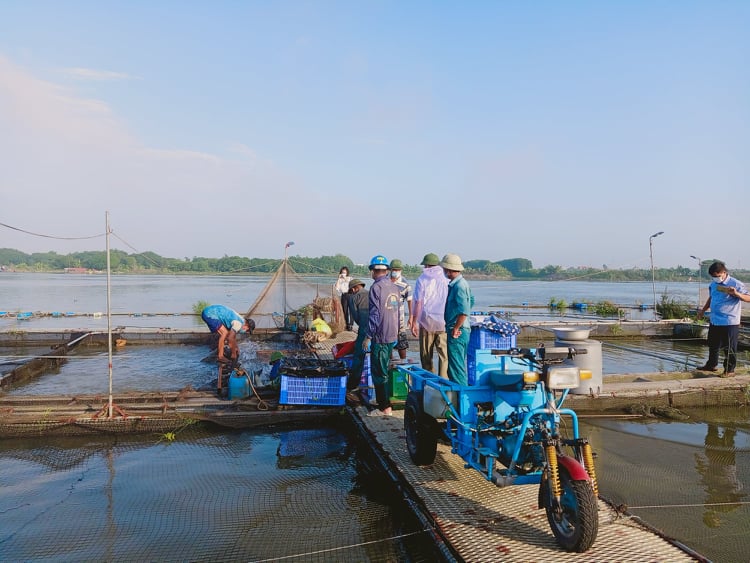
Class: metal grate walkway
354,406,700,562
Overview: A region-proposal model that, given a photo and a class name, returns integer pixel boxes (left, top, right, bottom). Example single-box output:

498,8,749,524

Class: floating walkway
350,406,703,562
0,390,342,437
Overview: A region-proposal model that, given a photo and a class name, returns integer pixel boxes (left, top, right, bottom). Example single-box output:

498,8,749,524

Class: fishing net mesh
0,428,434,562
244,260,346,334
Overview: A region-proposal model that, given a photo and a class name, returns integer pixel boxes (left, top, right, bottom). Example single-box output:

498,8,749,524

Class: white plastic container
424,385,457,419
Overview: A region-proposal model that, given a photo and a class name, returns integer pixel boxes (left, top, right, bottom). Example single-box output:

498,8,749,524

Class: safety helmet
440,253,465,272
368,255,389,270
389,259,404,270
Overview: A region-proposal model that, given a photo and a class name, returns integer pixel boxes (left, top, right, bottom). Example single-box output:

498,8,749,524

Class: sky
1,1,748,271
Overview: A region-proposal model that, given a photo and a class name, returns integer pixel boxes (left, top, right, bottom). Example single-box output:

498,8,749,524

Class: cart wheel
405,391,438,465
541,464,599,552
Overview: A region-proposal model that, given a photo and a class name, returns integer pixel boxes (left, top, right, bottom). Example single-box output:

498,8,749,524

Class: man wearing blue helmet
364,255,400,416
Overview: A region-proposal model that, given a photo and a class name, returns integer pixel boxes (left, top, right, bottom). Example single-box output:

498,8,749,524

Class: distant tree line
0,248,746,282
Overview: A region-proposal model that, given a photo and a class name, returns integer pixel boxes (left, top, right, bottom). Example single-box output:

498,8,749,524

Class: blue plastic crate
469,327,516,351
279,374,347,406
468,330,517,385
340,354,374,401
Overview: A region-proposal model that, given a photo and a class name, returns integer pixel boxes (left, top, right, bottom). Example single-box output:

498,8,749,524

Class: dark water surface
0,426,440,562
582,407,750,562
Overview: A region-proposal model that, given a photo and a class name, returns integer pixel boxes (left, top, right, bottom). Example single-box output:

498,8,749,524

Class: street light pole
649,231,664,320
690,255,701,311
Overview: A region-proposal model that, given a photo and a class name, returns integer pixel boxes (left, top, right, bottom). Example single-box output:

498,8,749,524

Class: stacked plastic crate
467,316,521,385
278,358,348,406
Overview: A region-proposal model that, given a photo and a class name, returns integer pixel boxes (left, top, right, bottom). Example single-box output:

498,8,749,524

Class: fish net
244,260,345,334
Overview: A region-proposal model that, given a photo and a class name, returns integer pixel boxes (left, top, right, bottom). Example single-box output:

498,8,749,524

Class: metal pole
283,245,287,315
105,211,113,418
690,255,701,311
283,241,294,314
649,231,664,320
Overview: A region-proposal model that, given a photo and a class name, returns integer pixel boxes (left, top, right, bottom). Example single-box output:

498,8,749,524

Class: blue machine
397,346,600,553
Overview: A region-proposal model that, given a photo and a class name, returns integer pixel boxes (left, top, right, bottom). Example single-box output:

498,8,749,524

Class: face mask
390,272,401,280
711,276,724,283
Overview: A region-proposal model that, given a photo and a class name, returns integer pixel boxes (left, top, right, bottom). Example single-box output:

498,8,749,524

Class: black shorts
396,332,409,351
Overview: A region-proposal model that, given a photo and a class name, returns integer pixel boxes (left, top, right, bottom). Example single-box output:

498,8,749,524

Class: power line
0,221,105,240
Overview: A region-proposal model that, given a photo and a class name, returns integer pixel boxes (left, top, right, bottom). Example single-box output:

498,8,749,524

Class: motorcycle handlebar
490,346,588,361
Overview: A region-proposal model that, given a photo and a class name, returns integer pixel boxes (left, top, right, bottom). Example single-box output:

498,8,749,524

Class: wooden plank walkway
351,405,702,562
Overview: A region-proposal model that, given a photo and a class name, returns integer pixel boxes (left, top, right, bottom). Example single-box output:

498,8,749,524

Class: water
2,272,725,376
1,273,746,560
583,407,750,562
0,336,731,398
0,272,700,330
0,426,440,562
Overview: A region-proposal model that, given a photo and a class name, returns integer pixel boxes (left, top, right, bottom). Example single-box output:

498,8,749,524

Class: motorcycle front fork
545,439,599,504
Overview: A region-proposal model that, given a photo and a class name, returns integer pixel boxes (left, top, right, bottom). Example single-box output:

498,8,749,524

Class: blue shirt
201,305,245,333
709,276,748,326
444,275,474,330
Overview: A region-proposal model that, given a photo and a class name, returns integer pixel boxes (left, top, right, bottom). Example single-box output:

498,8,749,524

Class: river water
1,272,727,375
1,273,748,561
0,272,701,324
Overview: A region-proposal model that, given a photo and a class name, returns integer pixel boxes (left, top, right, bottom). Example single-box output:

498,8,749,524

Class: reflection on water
582,407,750,562
276,427,351,470
695,424,746,528
0,427,439,562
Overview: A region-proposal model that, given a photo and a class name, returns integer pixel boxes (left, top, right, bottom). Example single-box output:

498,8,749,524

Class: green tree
499,258,534,276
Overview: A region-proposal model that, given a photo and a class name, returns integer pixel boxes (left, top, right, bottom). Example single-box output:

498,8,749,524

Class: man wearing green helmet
409,252,449,378
441,254,474,387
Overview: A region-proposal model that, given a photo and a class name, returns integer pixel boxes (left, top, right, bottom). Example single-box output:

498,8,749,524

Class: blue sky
1,1,748,270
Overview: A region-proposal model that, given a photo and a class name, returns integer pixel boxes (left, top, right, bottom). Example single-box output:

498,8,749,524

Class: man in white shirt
408,253,449,378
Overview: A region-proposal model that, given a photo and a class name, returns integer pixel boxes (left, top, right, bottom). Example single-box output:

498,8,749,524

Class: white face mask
390,271,401,281
711,275,724,283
